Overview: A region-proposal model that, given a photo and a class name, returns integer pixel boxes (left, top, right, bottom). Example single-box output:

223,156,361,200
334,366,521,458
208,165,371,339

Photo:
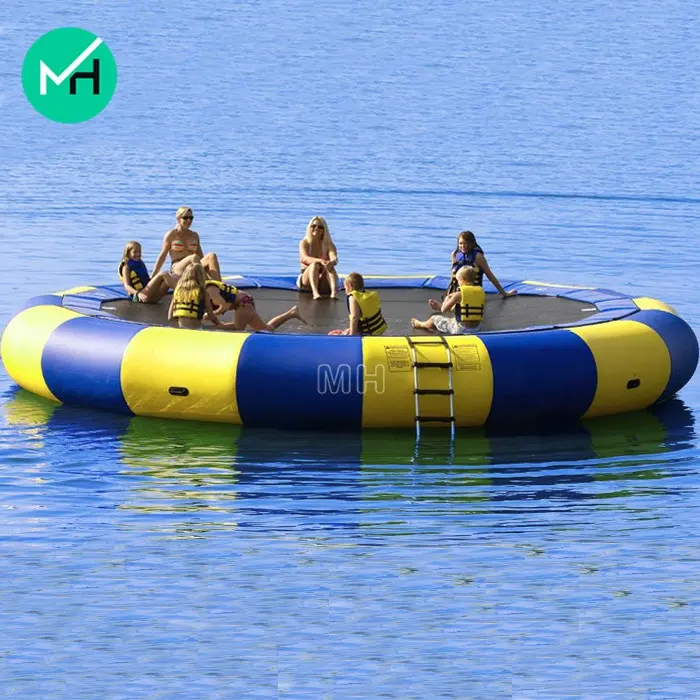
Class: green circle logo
22,28,117,123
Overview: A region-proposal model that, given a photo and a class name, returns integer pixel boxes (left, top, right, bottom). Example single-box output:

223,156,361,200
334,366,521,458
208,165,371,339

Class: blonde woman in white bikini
152,206,222,281
297,216,339,299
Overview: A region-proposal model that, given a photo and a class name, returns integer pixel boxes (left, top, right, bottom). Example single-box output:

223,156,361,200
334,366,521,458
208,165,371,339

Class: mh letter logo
22,28,117,123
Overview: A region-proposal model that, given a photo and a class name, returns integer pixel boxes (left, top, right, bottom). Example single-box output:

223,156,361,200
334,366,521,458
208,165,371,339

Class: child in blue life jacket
412,266,485,335
119,241,177,303
328,272,388,336
446,230,516,298
205,278,307,332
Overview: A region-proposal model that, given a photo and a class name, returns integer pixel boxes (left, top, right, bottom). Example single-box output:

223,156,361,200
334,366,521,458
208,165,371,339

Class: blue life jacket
119,258,151,291
449,246,484,291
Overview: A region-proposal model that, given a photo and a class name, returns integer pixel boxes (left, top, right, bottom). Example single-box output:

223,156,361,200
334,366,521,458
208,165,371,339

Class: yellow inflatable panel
0,305,82,401
632,297,678,315
55,286,96,296
571,320,670,418
445,336,493,427
360,336,493,427
121,327,249,423
360,337,415,427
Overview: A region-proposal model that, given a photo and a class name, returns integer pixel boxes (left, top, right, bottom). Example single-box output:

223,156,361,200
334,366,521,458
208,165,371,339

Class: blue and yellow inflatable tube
1,276,697,430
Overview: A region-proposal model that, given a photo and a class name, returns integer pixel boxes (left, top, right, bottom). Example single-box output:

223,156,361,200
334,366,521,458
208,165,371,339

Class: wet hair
457,231,477,249
345,272,364,291
173,262,206,302
304,216,336,255
456,266,476,284
121,240,141,264
176,206,194,221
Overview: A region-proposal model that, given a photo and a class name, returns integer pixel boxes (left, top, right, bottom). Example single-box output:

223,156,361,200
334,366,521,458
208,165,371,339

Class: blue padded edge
62,286,128,311
594,298,640,312
558,289,632,304
555,309,639,328
630,310,699,402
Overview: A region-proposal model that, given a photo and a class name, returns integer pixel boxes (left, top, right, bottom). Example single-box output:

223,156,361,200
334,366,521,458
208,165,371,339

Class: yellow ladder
407,336,456,441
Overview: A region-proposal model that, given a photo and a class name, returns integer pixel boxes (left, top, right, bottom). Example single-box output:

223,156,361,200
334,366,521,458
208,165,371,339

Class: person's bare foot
291,305,308,325
411,318,422,329
312,293,322,300
429,299,441,311
330,293,339,300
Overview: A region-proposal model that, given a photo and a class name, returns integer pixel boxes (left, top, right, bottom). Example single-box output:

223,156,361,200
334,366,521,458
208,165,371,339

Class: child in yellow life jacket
168,263,221,330
205,279,307,332
412,266,485,335
329,272,388,336
119,241,177,303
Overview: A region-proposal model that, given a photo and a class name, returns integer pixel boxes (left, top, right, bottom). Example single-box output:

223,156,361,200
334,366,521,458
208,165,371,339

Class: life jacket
347,290,388,336
172,287,204,319
454,285,485,324
119,258,150,291
448,245,484,293
206,279,238,305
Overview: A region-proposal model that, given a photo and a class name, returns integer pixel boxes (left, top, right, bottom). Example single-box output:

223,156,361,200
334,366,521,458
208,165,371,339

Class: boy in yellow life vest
329,272,388,336
411,265,485,335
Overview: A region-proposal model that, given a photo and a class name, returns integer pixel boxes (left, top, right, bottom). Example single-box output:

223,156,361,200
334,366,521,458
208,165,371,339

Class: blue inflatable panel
19,294,64,311
237,334,364,429
62,287,127,311
231,275,299,290
558,310,638,327
562,289,632,305
595,298,640,312
482,329,597,426
631,310,700,402
424,275,451,289
41,317,141,414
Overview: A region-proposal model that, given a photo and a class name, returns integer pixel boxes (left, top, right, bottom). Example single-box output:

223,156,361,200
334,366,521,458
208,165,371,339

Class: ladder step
416,416,456,423
414,389,454,396
406,338,446,346
414,362,453,369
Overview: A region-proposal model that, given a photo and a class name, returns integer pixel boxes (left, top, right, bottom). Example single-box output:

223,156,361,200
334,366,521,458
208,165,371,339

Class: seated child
329,272,388,336
169,263,221,330
447,230,483,294
412,266,485,335
445,230,516,297
205,278,307,332
119,241,177,302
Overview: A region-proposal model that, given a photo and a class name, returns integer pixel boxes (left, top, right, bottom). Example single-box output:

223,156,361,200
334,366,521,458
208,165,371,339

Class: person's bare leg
265,305,307,330
411,317,437,332
307,262,323,299
140,272,173,302
170,254,201,276
328,269,339,299
201,252,221,281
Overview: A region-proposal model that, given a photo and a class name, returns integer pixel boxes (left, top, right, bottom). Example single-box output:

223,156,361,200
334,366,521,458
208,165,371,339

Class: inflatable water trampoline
1,274,697,432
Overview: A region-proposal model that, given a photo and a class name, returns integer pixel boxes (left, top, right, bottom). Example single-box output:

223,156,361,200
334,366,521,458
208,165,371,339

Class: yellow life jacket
172,287,204,319
348,290,388,336
206,279,238,305
455,285,485,323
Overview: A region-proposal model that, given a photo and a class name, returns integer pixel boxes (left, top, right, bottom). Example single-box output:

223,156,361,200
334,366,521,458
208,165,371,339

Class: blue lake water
2,0,700,696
